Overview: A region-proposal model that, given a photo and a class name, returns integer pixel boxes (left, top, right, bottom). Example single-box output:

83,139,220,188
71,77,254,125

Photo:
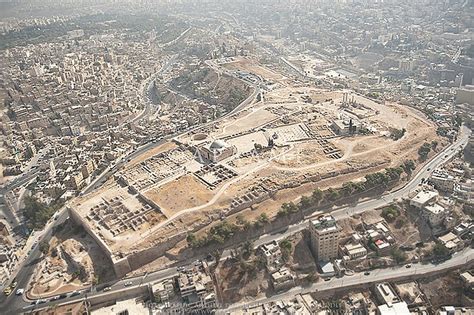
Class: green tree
23,196,62,230
279,239,292,262
242,241,254,259
402,160,416,175
385,167,403,180
381,206,400,223
236,214,249,228
39,241,50,255
391,247,407,263
258,213,269,224
325,188,340,202
213,249,222,268
282,202,298,213
432,243,449,257
304,271,319,283
277,207,289,217
311,189,324,204
298,196,312,209
341,182,356,196
418,143,431,161
367,236,377,252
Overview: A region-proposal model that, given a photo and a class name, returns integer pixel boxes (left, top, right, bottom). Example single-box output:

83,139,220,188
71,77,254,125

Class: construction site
67,58,443,277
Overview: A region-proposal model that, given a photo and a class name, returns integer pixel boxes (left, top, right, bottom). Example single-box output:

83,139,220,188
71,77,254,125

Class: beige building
423,203,447,227
341,242,367,260
197,139,236,163
177,264,216,311
438,232,464,253
270,267,295,291
409,190,438,209
259,240,283,270
309,215,340,261
152,278,175,302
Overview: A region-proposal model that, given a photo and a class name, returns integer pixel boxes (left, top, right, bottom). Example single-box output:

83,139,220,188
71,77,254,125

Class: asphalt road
0,208,69,314
7,125,469,314
0,170,40,228
249,125,471,248
0,56,468,313
0,60,261,314
218,247,474,313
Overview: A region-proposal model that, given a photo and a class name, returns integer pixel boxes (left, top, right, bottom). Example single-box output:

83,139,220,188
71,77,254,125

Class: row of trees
187,213,270,248
278,165,410,219
188,162,415,249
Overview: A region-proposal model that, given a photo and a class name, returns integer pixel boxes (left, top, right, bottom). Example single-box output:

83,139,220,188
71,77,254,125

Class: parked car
3,287,12,296
124,281,133,287
103,287,112,292
15,288,24,296
405,264,412,268
364,271,371,276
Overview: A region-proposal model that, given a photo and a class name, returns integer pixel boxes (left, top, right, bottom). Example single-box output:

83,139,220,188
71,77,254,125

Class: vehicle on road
70,291,80,297
36,299,46,304
124,281,133,287
15,288,24,295
3,287,12,296
364,271,371,276
51,295,60,301
59,294,67,299
103,286,112,292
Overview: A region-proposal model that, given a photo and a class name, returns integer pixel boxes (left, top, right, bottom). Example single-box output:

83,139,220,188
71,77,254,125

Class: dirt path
141,145,295,236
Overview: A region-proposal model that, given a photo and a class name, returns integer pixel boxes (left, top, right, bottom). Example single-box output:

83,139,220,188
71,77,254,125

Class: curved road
2,125,469,314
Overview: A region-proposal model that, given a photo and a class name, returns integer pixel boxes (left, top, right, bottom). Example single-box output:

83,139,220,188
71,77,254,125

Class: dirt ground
63,63,445,275
29,220,115,298
128,141,178,167
223,57,286,81
216,257,270,304
285,232,317,275
221,107,278,136
143,175,214,217
419,273,465,308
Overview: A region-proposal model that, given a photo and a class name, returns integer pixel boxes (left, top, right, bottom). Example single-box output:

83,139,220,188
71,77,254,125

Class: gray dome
210,140,228,149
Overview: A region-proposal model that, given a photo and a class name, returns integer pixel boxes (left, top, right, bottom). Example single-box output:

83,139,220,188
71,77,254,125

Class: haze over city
0,0,473,314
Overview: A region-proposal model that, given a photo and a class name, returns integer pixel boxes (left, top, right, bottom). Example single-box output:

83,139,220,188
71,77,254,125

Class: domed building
198,139,237,163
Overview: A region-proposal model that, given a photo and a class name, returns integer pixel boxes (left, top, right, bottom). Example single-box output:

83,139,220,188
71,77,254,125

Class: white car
15,288,24,295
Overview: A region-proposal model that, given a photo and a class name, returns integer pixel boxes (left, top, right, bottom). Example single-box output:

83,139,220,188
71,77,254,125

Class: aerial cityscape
0,0,473,314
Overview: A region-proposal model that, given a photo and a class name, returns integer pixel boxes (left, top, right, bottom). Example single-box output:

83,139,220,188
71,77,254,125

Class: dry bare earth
144,175,214,217
419,273,465,308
